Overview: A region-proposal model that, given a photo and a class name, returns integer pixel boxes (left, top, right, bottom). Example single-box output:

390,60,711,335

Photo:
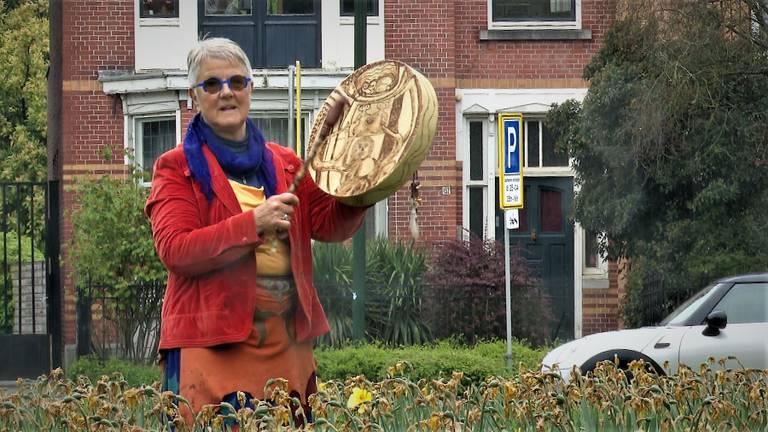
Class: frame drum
307,60,438,207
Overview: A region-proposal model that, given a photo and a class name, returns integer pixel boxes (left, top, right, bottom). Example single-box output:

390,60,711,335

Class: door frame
461,114,583,338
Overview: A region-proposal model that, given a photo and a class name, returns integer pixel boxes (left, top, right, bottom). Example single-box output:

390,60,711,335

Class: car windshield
660,283,724,326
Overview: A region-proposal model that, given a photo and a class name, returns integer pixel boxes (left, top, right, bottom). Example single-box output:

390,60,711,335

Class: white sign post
498,114,524,371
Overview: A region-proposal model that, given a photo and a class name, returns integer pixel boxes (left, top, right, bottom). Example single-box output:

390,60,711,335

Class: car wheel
580,349,665,382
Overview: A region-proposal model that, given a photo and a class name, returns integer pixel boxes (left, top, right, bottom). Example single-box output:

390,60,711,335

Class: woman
145,37,367,423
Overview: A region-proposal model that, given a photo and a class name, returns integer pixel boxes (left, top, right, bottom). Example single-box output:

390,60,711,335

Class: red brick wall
61,0,135,347
385,0,459,245
455,0,614,80
386,0,624,335
582,261,624,335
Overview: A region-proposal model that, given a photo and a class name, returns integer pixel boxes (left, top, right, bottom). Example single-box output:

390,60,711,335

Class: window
140,0,179,18
525,120,568,168
466,120,487,238
199,0,321,68
492,0,575,22
488,0,581,29
251,115,308,154
340,0,378,16
712,283,768,324
584,230,599,268
205,0,252,15
136,117,176,178
268,0,314,15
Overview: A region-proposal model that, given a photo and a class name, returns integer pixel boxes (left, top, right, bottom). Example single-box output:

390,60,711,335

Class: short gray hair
187,37,253,87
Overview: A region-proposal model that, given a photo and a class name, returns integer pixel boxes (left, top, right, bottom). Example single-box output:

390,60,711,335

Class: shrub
68,158,166,289
313,241,354,347
365,237,431,346
66,355,161,388
313,237,431,347
68,154,167,363
314,339,548,382
424,232,553,345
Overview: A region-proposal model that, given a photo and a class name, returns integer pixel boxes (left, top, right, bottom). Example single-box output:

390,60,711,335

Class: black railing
75,279,562,363
0,182,48,336
76,280,165,364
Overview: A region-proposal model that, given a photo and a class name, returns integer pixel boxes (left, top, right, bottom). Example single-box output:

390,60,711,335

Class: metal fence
76,280,165,364
75,278,566,363
1,182,48,335
0,181,62,379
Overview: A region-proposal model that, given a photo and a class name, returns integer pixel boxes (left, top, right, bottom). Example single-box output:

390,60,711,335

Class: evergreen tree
547,0,768,325
0,0,48,181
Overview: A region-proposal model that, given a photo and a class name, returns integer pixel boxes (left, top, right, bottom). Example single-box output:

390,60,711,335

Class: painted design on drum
310,62,420,197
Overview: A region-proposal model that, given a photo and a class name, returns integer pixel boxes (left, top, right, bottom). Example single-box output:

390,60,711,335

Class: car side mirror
702,310,727,336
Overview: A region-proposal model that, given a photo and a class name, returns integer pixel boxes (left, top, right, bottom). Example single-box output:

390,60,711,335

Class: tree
546,0,768,325
0,0,48,181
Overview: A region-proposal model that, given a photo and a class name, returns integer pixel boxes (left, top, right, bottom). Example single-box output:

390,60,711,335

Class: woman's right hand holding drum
251,193,299,235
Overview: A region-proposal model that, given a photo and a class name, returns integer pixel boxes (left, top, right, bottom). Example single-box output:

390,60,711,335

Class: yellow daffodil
346,387,373,414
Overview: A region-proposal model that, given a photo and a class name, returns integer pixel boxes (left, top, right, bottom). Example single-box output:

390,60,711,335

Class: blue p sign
504,118,521,175
498,113,524,209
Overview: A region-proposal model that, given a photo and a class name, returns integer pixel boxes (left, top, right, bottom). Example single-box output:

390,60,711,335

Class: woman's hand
252,193,299,235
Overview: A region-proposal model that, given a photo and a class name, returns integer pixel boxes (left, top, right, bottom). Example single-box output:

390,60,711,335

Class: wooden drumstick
288,95,348,193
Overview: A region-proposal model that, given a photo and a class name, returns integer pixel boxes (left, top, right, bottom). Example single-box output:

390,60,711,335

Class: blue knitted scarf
183,113,277,202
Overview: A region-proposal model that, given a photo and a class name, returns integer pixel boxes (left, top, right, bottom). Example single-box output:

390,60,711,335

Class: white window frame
582,229,608,277
129,112,181,185
137,0,181,27
487,0,582,30
523,117,572,175
462,115,495,241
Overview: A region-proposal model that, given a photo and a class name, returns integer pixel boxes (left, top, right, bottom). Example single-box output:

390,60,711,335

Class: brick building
59,0,622,365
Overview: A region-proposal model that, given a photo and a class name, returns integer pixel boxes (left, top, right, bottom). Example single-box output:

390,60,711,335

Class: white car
542,273,768,381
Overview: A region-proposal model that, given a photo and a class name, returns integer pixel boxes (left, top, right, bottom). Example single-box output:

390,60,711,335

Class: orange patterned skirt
162,277,316,424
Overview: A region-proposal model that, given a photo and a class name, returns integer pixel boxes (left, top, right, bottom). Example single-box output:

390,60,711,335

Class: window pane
492,0,575,22
251,116,307,152
526,121,539,168
469,187,484,238
268,0,314,15
585,230,598,268
542,123,568,167
340,0,378,16
469,121,483,181
540,188,562,232
205,0,252,15
141,119,176,176
140,0,179,18
713,283,768,324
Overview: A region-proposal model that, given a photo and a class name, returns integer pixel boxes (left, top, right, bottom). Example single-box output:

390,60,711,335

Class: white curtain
550,0,570,13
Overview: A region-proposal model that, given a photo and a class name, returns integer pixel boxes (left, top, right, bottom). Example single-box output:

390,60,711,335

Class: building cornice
98,69,352,94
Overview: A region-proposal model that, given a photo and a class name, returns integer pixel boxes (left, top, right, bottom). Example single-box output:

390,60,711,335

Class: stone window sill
480,28,592,41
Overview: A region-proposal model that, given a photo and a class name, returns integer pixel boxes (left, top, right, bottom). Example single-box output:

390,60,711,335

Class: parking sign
498,113,524,209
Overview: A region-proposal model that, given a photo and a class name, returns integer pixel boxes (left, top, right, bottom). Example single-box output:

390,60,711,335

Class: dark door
496,177,574,340
198,0,321,68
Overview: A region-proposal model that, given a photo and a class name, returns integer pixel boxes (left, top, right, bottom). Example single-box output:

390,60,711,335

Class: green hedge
66,355,161,388
314,339,549,382
67,340,549,387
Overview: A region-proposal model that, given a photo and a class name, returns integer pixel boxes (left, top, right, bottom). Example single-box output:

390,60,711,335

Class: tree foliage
546,0,768,325
69,159,166,290
0,0,48,181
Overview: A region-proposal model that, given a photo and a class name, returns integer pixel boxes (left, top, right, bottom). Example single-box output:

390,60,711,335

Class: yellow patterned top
228,180,291,276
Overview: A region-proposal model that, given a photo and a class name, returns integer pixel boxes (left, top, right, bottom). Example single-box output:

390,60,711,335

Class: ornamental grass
1,358,767,431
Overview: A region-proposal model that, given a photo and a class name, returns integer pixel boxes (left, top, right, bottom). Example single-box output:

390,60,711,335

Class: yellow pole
295,60,302,157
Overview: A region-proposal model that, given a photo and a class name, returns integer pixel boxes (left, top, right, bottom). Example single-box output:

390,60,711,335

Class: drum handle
288,97,348,193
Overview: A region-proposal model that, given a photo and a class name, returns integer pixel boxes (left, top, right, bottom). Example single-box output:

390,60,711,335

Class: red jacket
145,143,367,349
